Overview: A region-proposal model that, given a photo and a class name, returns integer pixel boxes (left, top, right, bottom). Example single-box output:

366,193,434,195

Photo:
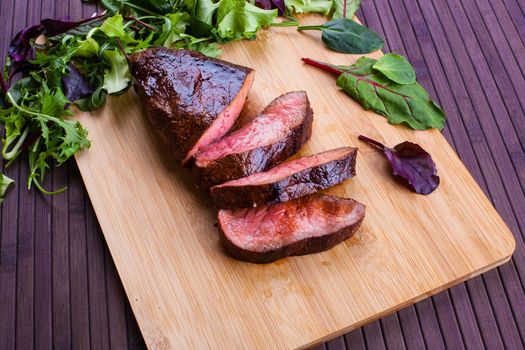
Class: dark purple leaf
272,0,286,15
61,64,94,102
359,135,440,195
8,24,45,63
255,0,285,15
256,0,273,10
41,13,106,36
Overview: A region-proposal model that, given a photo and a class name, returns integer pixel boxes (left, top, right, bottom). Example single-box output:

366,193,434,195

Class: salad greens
0,0,278,195
0,0,445,204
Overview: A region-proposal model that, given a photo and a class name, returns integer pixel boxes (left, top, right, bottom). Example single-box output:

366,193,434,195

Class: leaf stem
301,58,342,75
121,1,161,16
297,25,324,31
124,16,156,31
2,126,29,160
33,178,67,195
6,92,58,121
358,135,386,150
271,16,299,27
114,37,130,70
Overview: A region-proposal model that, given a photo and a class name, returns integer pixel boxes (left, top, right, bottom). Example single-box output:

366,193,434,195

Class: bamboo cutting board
74,15,515,349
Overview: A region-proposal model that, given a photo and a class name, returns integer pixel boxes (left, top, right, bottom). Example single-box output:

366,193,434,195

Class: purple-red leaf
41,13,106,36
9,14,105,64
62,64,94,102
7,13,107,83
255,0,285,15
8,24,45,63
359,135,440,195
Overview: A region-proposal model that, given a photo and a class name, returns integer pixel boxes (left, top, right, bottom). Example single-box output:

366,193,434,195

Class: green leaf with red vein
302,56,445,130
332,0,361,19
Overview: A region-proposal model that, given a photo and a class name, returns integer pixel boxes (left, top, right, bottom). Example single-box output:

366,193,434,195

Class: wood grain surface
71,15,515,349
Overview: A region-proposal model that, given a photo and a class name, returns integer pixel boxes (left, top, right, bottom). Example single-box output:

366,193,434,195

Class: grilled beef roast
210,147,357,209
193,91,313,188
130,48,254,164
218,193,365,263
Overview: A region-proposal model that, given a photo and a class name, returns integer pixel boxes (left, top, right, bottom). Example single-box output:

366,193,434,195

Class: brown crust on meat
210,147,357,209
218,201,365,264
130,48,253,164
192,99,313,188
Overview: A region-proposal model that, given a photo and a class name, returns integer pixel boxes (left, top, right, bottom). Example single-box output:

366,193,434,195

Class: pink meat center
196,91,308,163
215,147,352,187
183,71,254,163
219,195,364,252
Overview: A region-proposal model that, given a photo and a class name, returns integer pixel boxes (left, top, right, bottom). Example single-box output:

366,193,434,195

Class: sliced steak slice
130,48,254,165
218,193,366,263
210,147,357,209
193,91,313,188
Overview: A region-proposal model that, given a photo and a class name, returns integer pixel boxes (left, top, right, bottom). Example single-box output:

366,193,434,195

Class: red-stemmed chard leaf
359,135,440,195
301,57,445,130
8,24,45,63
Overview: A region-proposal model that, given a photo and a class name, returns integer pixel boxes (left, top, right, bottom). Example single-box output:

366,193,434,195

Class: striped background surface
1,0,524,348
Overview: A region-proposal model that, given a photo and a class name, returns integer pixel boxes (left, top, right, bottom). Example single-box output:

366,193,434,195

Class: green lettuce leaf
285,0,333,14
195,0,221,25
0,173,14,204
102,50,131,94
216,0,277,40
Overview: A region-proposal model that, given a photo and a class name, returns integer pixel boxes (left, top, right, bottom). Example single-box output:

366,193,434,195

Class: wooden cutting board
74,15,515,349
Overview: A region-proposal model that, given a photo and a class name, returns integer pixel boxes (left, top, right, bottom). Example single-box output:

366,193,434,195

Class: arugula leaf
302,57,446,130
373,53,415,85
332,0,361,19
39,86,71,119
298,18,383,54
182,35,221,56
215,0,277,40
102,50,131,94
75,86,107,111
154,13,191,47
0,172,14,204
285,0,333,14
1,82,90,193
